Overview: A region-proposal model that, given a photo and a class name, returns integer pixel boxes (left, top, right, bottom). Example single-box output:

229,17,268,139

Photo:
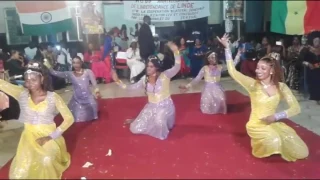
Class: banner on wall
123,1,210,22
80,1,104,34
223,0,245,20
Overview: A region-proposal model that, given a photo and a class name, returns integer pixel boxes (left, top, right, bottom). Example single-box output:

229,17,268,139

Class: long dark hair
145,55,163,94
34,49,45,62
174,36,186,48
121,24,127,31
25,61,53,92
257,56,284,91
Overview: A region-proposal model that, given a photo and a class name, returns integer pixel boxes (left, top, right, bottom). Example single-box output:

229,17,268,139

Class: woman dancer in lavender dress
45,56,101,122
112,42,181,140
179,50,240,114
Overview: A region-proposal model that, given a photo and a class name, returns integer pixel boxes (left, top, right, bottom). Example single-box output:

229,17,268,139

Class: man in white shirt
24,42,37,61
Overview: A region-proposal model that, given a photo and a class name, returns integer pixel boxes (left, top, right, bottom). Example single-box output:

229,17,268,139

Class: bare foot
124,119,134,125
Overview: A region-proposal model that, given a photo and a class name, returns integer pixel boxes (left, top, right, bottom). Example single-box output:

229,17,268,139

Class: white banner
124,1,210,22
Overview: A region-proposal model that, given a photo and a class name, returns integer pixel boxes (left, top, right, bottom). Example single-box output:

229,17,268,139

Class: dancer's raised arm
221,49,241,72
217,34,255,91
163,42,181,79
0,79,24,100
44,60,70,79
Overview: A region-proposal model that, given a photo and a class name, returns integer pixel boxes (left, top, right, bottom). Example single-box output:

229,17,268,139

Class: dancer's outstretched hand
261,115,276,124
124,119,134,125
216,33,230,49
95,91,101,99
167,41,179,53
237,47,244,56
43,59,52,69
111,70,119,82
179,85,189,93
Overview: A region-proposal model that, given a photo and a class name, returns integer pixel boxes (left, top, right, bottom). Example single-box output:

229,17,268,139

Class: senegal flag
15,1,73,36
271,1,320,35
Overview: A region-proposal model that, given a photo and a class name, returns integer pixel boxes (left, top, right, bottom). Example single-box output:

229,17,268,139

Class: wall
0,1,15,33
208,1,223,25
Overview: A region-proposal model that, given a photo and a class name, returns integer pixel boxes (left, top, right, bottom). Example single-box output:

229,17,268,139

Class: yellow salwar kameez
225,49,309,161
0,79,74,179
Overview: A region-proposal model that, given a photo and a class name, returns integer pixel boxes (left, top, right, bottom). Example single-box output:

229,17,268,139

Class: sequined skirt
246,119,309,162
9,123,70,179
68,95,98,122
200,82,227,114
130,97,175,140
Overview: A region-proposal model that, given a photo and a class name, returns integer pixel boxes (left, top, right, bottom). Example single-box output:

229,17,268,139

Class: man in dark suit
132,15,156,82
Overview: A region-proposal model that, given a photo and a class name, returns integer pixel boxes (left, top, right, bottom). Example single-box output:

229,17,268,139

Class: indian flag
15,1,73,36
271,1,320,35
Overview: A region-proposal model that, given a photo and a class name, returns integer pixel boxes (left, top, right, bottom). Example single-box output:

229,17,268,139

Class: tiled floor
1,77,320,168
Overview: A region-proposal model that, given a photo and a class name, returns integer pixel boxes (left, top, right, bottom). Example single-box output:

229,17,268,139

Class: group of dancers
0,33,309,179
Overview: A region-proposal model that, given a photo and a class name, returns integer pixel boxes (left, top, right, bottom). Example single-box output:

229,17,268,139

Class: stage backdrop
80,1,104,34
123,1,210,22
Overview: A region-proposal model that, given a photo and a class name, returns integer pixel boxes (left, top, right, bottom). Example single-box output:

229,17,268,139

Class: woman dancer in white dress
112,42,181,140
126,40,145,83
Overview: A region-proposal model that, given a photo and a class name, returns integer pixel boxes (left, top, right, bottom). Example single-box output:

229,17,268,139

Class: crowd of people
0,14,318,179
172,33,320,105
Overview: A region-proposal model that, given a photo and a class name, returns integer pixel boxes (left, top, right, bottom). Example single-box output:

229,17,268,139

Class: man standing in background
132,15,155,82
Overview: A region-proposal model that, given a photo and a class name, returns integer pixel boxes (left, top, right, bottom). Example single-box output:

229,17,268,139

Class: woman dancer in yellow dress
217,34,309,161
0,62,74,179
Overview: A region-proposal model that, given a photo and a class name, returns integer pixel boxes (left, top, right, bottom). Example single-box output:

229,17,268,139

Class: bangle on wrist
274,111,287,121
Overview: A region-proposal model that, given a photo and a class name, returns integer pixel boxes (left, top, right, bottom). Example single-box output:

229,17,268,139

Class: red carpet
1,91,319,179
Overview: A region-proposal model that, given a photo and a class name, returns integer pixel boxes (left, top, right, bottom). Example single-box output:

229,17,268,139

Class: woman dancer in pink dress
179,50,241,114
112,42,181,140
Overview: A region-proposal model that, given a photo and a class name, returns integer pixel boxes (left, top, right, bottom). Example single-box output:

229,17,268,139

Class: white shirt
126,48,141,60
57,53,66,65
24,47,37,60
